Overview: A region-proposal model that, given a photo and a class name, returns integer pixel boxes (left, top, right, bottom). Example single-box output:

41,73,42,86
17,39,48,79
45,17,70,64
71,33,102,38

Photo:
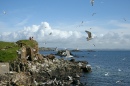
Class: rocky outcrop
56,50,73,57
8,57,91,86
0,39,91,86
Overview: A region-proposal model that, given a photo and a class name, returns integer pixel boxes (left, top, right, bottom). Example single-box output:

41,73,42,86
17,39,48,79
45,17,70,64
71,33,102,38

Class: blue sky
0,0,130,49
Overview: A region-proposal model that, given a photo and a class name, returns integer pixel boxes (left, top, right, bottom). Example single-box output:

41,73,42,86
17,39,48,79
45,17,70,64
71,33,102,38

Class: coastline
0,40,91,86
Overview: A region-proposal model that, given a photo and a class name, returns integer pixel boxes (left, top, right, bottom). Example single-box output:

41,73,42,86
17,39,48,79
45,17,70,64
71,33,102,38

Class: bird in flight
80,21,84,27
123,18,126,21
105,72,109,76
49,32,52,35
81,21,83,24
90,0,94,6
85,30,92,41
3,11,6,14
93,44,95,46
92,13,96,16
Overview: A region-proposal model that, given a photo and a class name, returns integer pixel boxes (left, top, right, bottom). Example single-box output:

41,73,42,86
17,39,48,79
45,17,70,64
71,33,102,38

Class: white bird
85,30,92,41
55,47,58,51
65,50,73,58
33,78,38,86
26,55,29,59
16,50,21,54
68,76,73,81
105,72,109,76
118,68,121,72
3,11,6,14
116,80,122,83
43,41,47,45
86,64,91,68
90,0,94,6
122,58,126,60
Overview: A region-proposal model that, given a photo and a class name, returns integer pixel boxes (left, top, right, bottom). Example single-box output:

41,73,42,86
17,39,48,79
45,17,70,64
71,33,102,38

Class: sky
0,0,130,50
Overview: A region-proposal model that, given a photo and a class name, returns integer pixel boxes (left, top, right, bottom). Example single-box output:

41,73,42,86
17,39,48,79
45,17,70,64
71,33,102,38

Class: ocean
39,50,130,86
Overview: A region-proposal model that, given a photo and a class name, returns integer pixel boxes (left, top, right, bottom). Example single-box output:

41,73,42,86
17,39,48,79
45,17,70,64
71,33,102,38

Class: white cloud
0,22,84,48
0,21,130,49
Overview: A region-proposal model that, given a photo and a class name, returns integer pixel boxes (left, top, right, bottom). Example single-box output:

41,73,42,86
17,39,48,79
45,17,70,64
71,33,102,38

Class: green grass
0,40,38,62
0,41,20,62
16,40,38,47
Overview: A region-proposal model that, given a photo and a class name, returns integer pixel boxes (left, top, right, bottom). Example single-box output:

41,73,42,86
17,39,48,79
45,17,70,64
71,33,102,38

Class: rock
10,72,31,86
0,39,92,86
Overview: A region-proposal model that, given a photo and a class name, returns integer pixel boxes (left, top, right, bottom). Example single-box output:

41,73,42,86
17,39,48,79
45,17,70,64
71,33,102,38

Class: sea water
39,50,130,86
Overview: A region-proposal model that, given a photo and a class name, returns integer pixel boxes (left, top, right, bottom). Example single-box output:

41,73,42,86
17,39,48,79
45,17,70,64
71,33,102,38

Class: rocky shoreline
0,40,91,86
0,55,91,86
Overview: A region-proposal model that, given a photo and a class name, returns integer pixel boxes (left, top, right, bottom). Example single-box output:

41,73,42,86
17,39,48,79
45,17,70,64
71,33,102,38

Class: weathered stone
0,63,9,74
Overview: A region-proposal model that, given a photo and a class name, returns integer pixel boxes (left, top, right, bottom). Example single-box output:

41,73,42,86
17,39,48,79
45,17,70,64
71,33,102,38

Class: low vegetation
0,40,38,62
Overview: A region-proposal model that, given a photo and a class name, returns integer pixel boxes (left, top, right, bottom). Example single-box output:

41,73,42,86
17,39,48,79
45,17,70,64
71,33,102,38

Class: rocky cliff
0,39,91,86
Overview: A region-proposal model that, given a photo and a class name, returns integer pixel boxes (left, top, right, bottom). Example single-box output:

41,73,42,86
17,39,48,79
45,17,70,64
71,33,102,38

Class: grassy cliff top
0,40,38,62
16,40,38,47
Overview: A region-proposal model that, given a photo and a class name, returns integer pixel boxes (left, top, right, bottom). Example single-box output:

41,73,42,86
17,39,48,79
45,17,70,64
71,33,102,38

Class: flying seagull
90,0,94,6
43,42,47,45
118,68,121,72
49,32,52,35
78,21,84,27
65,49,73,58
81,21,83,24
105,72,109,76
123,18,126,21
85,30,92,41
93,44,95,46
92,13,96,16
3,11,6,14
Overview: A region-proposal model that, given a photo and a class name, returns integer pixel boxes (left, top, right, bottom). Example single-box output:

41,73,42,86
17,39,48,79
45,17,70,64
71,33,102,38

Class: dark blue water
39,50,130,86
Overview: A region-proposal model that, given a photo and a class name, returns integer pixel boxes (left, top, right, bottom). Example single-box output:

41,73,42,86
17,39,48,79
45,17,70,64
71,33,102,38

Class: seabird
122,58,126,60
26,55,29,59
85,30,92,41
86,64,91,68
43,41,47,45
123,18,126,21
16,50,21,54
118,68,121,72
68,76,73,81
92,13,96,16
55,47,58,51
33,78,38,86
90,0,94,6
105,72,109,76
116,80,122,83
3,11,6,14
81,21,83,24
78,21,84,27
49,32,52,35
66,49,73,58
